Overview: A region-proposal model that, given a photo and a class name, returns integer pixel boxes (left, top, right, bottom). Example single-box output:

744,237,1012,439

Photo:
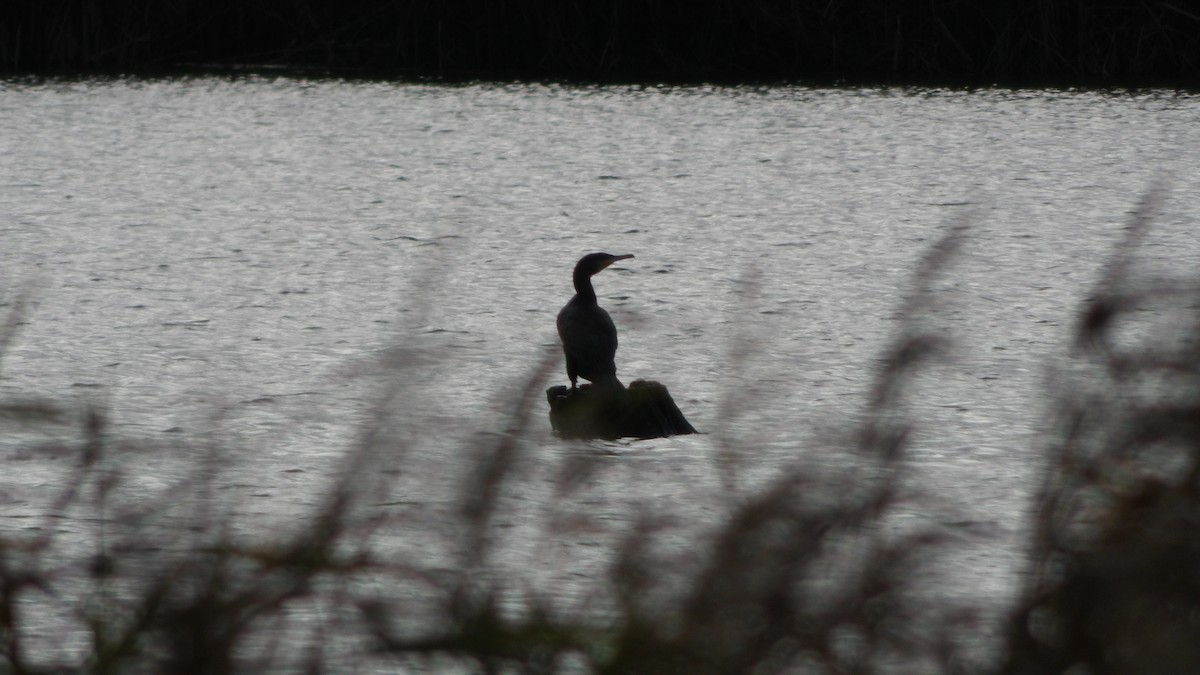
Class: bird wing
557,301,619,380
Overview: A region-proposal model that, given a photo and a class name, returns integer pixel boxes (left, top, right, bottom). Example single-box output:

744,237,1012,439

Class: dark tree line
4,0,1200,84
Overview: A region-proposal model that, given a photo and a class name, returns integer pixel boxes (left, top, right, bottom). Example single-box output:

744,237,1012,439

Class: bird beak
601,253,634,270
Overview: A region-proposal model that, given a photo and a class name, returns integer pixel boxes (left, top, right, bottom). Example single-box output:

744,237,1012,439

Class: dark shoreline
5,65,1200,93
5,0,1200,87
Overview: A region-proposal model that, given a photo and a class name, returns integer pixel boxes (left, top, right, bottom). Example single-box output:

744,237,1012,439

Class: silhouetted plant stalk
713,266,764,500
1002,185,1200,675
0,223,968,674
3,190,1200,672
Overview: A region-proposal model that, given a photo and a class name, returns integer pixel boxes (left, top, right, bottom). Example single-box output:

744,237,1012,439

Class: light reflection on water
1,78,1199,665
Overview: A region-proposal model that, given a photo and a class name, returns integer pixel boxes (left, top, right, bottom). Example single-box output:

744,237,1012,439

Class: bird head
576,252,635,277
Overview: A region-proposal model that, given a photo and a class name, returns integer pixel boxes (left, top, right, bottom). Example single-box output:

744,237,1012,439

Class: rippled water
2,78,1199,665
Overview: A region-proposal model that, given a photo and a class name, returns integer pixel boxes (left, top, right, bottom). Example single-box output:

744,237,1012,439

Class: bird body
557,252,634,389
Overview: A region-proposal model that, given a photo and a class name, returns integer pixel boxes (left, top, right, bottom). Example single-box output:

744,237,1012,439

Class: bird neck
573,270,598,303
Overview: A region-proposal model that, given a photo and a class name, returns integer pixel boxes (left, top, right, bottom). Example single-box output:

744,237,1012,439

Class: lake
1,77,1198,670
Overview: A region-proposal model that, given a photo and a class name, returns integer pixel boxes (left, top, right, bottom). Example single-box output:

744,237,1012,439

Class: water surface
1,78,1198,667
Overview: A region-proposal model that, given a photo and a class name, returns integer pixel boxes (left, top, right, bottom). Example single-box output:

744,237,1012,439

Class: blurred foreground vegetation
3,0,1200,84
2,189,1200,673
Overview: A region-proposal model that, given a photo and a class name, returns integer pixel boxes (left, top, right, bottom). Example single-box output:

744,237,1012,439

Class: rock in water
546,380,697,440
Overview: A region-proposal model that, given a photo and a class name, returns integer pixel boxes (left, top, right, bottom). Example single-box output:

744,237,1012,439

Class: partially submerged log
546,380,697,440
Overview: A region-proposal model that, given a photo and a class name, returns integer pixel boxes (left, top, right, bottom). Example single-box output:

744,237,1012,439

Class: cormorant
557,252,634,389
